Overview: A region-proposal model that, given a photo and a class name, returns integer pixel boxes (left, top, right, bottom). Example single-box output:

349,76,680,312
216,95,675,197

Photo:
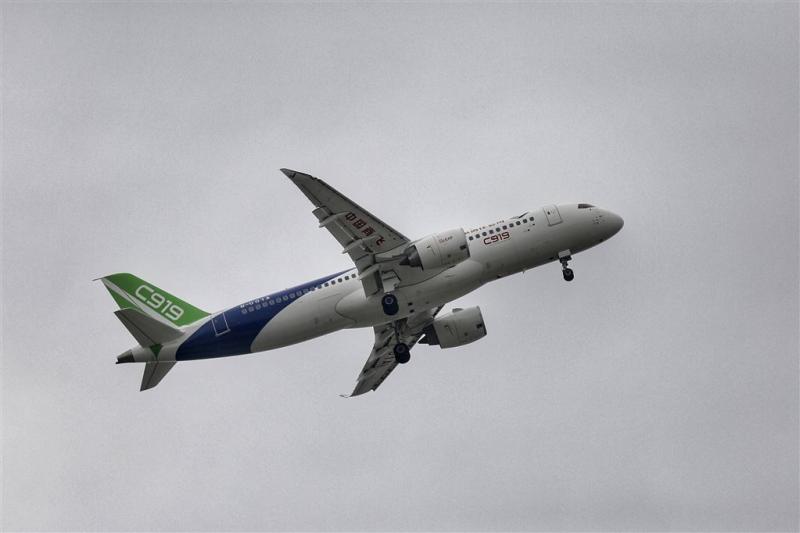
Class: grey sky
2,2,798,531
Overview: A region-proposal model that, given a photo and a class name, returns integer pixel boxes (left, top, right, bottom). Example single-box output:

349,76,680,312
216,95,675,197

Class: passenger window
338,278,342,283
482,232,487,236
516,221,521,226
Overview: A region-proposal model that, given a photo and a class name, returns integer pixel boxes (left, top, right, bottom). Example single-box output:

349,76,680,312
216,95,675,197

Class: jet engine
419,306,487,348
399,228,470,270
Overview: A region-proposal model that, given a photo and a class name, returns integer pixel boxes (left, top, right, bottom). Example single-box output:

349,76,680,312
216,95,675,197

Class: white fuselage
131,204,623,363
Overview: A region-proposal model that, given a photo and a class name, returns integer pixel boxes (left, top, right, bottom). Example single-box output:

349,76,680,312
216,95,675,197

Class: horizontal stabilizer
114,308,182,347
141,361,176,391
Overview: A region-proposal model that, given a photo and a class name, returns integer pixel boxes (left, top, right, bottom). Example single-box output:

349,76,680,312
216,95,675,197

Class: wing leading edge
281,168,410,296
280,169,444,396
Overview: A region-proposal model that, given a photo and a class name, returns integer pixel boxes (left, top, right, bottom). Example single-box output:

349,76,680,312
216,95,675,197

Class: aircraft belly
335,288,384,327
400,259,486,311
251,290,354,350
334,260,487,327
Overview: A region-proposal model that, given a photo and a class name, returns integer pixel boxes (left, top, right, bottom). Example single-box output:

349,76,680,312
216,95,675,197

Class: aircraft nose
608,211,625,235
604,210,624,237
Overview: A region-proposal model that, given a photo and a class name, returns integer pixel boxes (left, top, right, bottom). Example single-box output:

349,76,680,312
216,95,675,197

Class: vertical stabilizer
99,273,210,327
99,274,196,392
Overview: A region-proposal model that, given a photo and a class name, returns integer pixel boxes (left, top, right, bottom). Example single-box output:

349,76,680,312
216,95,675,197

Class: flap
347,307,443,397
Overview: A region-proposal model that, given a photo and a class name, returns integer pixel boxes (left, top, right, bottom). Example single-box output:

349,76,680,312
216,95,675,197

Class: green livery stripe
107,287,135,310
151,344,162,358
101,273,210,327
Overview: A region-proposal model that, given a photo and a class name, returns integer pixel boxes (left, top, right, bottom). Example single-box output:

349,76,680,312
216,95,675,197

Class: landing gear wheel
381,293,399,316
558,250,574,282
393,342,411,364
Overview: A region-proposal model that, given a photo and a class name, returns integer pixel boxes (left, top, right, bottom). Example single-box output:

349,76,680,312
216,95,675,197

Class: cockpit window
578,203,595,209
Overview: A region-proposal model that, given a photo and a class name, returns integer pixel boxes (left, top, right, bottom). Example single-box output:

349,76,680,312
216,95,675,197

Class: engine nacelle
419,306,487,349
400,228,470,270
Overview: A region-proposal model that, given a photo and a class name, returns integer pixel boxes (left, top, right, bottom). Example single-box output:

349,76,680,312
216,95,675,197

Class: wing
347,307,442,397
281,169,410,296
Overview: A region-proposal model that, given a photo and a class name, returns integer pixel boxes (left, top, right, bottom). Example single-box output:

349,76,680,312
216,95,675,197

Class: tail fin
99,273,209,327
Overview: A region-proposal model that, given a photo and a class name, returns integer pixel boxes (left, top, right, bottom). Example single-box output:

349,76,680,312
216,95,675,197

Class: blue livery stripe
175,269,350,361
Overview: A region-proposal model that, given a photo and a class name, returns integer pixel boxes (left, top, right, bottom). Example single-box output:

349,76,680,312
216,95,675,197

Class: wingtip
280,168,317,182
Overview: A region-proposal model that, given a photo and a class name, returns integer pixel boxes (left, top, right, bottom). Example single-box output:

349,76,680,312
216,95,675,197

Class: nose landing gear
558,250,574,282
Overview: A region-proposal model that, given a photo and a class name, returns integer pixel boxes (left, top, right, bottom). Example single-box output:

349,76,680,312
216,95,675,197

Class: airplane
100,169,624,395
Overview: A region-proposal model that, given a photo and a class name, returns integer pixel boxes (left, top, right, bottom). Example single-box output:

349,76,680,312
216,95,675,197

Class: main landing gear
381,292,399,316
390,317,411,364
393,342,411,364
382,294,409,362
559,250,575,282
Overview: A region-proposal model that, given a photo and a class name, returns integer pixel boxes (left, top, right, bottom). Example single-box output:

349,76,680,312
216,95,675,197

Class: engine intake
400,228,470,270
419,306,487,348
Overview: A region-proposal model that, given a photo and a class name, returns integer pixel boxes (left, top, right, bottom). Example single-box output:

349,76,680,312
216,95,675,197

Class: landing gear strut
391,318,411,364
559,250,574,282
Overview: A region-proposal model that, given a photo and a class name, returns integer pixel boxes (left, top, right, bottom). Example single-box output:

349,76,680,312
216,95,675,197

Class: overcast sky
2,2,798,531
